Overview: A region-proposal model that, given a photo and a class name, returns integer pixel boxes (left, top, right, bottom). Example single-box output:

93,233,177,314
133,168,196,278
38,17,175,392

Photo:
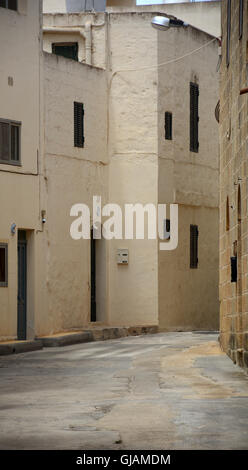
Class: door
91,230,96,322
17,230,27,340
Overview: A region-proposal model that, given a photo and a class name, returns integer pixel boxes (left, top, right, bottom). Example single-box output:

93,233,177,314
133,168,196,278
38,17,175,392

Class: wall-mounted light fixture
10,223,16,235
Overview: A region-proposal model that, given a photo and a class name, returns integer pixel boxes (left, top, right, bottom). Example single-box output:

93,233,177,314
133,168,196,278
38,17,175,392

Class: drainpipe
85,21,92,65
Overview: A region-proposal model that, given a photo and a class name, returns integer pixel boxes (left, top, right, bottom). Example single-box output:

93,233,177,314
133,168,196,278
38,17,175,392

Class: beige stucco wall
38,52,108,336
107,12,159,326
42,9,219,331
157,26,219,331
0,0,42,341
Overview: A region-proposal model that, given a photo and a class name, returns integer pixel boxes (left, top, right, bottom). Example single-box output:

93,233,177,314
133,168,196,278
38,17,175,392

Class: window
52,43,78,61
239,0,243,39
0,119,21,165
0,244,8,287
165,112,172,140
190,82,199,153
190,225,198,269
226,0,231,66
74,102,84,148
0,0,17,10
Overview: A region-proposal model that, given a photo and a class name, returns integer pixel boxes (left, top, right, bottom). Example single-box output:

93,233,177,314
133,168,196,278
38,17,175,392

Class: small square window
0,244,8,287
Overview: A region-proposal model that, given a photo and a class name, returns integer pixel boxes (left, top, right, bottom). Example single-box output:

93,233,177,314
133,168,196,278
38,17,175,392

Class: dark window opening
52,43,78,61
164,219,170,240
0,119,21,165
0,0,17,10
227,0,231,66
239,0,243,39
0,244,8,287
165,112,172,140
190,224,198,269
190,82,199,153
231,256,237,283
74,102,84,148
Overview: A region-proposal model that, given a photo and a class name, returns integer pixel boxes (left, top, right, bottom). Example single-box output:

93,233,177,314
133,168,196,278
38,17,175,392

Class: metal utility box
117,249,129,265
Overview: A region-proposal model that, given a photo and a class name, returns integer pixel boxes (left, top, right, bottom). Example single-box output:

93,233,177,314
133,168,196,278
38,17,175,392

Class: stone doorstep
0,340,43,356
0,325,158,355
37,325,158,348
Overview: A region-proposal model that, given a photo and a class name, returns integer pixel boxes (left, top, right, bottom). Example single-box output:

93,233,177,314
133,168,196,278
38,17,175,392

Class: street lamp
151,16,188,31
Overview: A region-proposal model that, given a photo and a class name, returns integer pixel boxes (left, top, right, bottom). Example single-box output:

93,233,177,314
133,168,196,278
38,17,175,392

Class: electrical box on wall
117,248,129,265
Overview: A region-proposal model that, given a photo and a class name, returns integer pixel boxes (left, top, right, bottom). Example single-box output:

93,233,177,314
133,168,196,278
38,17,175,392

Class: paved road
0,332,248,450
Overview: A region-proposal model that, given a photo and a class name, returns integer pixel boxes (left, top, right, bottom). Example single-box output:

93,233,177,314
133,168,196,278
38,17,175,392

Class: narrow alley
0,332,248,450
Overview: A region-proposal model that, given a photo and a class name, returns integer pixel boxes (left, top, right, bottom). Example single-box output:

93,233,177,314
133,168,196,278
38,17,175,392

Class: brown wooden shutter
190,224,198,269
190,82,199,153
74,102,84,148
165,112,172,140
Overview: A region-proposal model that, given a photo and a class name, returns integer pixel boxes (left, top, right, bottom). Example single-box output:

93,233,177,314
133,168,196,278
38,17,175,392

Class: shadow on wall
65,0,106,12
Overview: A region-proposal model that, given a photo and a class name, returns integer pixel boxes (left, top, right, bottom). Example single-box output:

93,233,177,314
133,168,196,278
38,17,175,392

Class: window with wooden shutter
190,82,199,153
74,102,84,148
165,112,172,140
227,0,231,66
239,0,243,39
190,224,198,269
0,119,21,165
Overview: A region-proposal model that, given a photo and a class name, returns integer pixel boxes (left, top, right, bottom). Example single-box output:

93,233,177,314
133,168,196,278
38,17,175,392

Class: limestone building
42,1,220,333
0,0,220,343
0,0,42,341
219,0,248,371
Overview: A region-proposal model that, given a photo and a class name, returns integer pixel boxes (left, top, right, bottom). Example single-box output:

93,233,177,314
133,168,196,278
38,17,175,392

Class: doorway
91,230,96,322
17,230,27,340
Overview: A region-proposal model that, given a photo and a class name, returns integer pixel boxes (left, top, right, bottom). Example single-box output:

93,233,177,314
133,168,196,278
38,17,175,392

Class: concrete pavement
0,332,248,450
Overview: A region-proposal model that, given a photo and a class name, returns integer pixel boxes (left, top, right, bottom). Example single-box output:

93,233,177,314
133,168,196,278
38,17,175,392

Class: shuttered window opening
165,112,172,140
190,82,199,153
239,0,243,39
52,43,78,61
74,102,85,148
227,0,231,66
190,224,198,269
0,0,17,10
0,119,21,164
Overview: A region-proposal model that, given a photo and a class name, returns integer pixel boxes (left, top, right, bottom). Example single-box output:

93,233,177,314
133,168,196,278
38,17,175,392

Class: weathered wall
42,9,219,331
107,1,221,38
39,52,108,336
219,0,248,370
0,0,42,341
43,13,106,69
107,12,159,326
157,26,219,330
